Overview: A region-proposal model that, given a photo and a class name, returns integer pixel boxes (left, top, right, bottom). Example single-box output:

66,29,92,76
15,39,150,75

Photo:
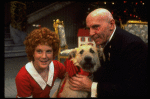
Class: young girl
15,27,66,98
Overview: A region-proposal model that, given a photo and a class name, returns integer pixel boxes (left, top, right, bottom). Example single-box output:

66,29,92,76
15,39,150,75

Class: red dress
15,60,66,98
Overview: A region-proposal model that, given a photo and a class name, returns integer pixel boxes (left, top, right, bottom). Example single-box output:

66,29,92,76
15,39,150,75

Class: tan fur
52,45,102,98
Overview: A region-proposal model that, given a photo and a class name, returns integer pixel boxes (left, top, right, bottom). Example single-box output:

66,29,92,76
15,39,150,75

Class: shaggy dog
52,45,102,98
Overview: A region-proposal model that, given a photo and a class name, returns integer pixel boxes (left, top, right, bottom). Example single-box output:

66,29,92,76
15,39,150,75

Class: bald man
69,8,148,97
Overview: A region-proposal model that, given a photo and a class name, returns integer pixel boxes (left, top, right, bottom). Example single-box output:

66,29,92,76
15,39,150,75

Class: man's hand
68,74,92,92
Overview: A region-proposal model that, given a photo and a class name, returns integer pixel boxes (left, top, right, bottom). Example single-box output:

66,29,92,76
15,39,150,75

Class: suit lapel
103,26,121,62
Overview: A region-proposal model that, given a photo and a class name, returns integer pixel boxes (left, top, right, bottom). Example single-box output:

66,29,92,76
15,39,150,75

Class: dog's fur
52,45,102,98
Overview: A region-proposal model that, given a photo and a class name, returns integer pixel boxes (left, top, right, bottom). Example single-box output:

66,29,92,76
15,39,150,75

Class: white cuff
91,82,98,97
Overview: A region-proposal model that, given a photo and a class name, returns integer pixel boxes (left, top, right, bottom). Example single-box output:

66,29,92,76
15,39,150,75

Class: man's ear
68,48,77,59
109,19,115,31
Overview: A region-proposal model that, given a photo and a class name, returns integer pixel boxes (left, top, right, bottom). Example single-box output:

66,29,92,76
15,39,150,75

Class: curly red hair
24,27,60,61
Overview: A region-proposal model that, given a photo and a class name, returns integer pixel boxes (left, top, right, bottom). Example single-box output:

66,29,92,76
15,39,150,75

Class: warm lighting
130,14,132,16
32,24,40,27
112,2,114,5
104,2,106,4
142,3,144,5
135,2,138,5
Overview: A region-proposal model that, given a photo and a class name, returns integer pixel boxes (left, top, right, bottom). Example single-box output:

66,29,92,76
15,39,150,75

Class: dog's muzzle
82,56,95,70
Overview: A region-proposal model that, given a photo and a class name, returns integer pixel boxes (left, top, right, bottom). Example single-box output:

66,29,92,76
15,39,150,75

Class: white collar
109,25,116,42
25,61,54,90
102,25,116,48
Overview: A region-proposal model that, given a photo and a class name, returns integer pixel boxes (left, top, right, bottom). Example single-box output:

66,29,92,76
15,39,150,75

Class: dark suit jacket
93,26,148,96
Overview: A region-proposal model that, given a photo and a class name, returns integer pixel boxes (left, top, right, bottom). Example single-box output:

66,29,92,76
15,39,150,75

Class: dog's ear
68,48,77,59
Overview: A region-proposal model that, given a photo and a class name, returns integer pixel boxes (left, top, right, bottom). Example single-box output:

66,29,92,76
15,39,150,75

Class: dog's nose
84,57,92,62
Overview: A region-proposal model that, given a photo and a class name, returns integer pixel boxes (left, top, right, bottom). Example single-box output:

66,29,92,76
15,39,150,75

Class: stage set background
21,2,88,48
4,1,147,98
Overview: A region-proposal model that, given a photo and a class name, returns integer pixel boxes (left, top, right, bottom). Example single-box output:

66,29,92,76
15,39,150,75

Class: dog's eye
80,50,84,54
90,48,95,53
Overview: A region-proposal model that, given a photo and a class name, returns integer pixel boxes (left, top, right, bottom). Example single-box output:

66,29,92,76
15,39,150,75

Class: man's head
86,8,116,46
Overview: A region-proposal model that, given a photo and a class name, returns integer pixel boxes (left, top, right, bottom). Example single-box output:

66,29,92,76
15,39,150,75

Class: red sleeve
15,67,32,98
54,60,66,79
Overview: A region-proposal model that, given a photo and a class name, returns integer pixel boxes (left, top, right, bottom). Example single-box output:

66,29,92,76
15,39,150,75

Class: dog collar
64,58,91,78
